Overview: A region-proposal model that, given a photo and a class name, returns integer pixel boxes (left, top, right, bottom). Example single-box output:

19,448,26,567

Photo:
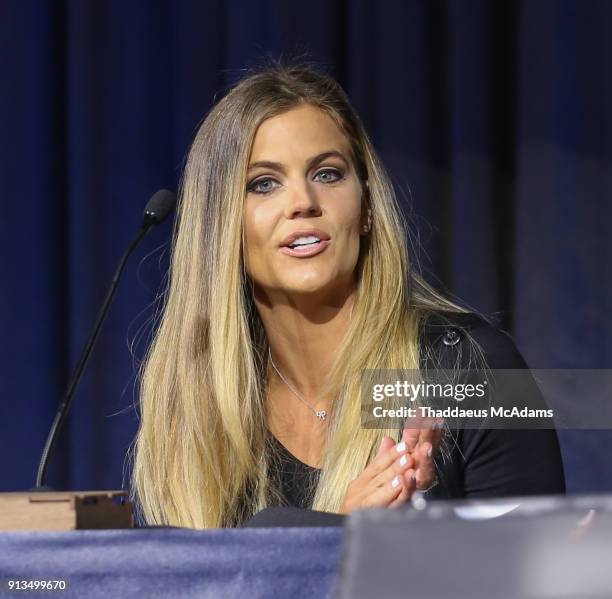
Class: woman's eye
314,168,343,183
248,178,280,194
247,168,344,195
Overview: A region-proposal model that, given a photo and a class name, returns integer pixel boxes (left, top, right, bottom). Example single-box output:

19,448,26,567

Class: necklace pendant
316,410,326,421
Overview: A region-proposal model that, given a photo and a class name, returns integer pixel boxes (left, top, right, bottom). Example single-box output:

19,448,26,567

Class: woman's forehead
249,105,351,163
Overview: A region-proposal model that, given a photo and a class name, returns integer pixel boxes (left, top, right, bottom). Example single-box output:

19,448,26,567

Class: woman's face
243,104,367,302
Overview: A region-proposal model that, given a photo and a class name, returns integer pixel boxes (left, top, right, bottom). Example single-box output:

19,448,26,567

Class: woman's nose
284,181,322,218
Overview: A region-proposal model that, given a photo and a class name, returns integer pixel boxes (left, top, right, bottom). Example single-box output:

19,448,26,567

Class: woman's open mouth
279,239,331,258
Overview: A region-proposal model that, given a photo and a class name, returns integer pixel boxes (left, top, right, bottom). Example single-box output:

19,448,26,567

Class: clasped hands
339,417,443,515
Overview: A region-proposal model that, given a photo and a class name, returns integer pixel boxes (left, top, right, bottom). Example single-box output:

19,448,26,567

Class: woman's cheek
336,233,361,273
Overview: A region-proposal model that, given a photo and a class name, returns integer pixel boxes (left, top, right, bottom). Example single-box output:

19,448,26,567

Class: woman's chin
284,284,328,296
280,276,334,296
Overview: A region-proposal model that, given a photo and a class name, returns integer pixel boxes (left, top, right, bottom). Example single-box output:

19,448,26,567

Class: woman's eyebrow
247,150,348,174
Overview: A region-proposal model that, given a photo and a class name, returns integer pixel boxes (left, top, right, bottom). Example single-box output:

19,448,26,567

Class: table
0,526,344,598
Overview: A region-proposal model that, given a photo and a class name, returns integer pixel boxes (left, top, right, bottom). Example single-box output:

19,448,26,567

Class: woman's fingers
403,417,443,449
398,417,443,491
341,438,422,513
362,464,412,509
388,469,417,508
371,449,415,486
402,423,421,452
414,441,437,490
365,438,411,479
376,436,396,457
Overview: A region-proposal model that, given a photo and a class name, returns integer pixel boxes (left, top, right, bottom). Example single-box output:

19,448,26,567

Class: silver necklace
268,347,327,421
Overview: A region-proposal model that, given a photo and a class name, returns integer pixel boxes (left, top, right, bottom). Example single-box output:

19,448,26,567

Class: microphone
143,189,177,227
34,189,177,490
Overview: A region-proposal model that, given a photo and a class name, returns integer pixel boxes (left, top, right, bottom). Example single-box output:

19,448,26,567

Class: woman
130,62,565,529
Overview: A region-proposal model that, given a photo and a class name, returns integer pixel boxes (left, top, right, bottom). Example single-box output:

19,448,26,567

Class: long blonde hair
130,61,484,528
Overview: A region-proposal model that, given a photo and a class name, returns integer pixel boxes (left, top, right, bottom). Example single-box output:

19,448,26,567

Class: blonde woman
130,62,565,529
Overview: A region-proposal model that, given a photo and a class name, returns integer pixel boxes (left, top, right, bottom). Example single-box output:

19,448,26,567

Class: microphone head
143,189,177,227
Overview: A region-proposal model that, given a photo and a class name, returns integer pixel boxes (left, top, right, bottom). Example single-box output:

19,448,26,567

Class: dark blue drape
1,0,610,493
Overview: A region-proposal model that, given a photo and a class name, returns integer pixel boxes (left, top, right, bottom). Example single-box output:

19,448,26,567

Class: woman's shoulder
420,309,566,499
420,309,529,370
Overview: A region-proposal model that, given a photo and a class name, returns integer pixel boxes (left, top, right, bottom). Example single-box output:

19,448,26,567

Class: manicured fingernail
395,441,406,453
392,475,400,488
412,470,418,482
400,454,408,466
426,444,433,458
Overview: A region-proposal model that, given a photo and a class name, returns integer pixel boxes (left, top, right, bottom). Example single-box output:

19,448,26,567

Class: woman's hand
401,417,444,491
339,437,418,515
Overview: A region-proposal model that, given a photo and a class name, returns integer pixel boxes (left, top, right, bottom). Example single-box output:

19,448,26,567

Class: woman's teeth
290,236,320,248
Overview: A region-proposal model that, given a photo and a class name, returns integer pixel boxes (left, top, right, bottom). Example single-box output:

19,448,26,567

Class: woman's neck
256,288,356,399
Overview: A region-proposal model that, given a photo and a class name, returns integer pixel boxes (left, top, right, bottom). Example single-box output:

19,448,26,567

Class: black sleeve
458,322,566,498
423,313,565,499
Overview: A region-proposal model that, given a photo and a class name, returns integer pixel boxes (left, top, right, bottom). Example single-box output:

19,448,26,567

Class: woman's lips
279,239,331,258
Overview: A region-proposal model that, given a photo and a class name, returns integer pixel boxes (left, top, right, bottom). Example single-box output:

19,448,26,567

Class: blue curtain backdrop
1,1,610,493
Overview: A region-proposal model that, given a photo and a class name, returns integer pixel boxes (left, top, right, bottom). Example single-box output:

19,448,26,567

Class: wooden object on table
0,490,134,531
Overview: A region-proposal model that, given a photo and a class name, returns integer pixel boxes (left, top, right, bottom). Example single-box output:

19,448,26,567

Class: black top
266,310,566,509
268,434,322,509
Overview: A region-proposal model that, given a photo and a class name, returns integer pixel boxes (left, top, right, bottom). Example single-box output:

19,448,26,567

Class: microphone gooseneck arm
35,189,177,490
35,226,149,489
